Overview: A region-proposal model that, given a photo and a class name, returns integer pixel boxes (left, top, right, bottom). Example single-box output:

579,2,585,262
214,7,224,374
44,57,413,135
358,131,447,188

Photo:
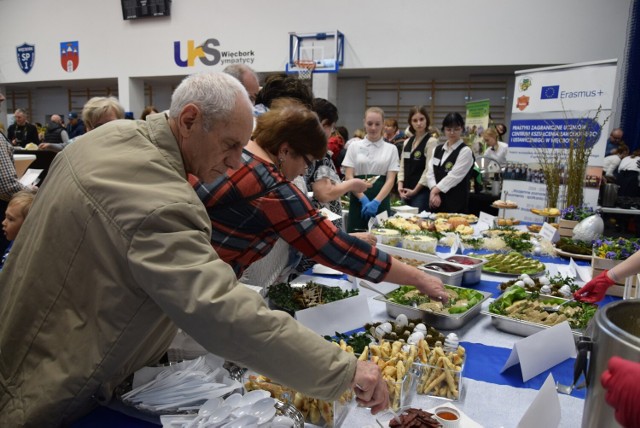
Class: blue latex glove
362,199,381,218
359,196,371,217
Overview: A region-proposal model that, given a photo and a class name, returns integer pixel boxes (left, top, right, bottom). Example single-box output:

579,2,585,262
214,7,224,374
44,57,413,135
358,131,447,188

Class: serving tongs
364,175,381,184
556,337,592,395
542,298,575,313
359,281,418,308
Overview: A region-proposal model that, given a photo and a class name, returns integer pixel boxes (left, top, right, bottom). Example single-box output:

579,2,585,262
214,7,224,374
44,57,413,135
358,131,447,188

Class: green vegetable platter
480,252,546,276
486,285,597,335
554,237,593,261
267,281,359,314
374,285,491,329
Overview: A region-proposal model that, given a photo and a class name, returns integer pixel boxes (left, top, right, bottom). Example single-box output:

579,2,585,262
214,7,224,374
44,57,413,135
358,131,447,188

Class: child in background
1,189,36,270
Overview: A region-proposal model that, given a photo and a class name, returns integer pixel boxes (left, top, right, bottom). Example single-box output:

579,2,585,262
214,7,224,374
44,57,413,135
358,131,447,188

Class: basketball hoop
294,60,316,80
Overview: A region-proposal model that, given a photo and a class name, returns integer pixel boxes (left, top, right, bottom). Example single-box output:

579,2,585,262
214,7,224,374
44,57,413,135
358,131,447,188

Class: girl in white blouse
342,107,400,232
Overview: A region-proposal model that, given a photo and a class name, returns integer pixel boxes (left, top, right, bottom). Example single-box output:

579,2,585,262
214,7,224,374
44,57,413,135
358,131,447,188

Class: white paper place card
570,258,593,282
295,294,371,336
478,211,496,226
539,222,560,243
517,374,561,428
18,168,42,186
501,321,576,382
318,207,342,222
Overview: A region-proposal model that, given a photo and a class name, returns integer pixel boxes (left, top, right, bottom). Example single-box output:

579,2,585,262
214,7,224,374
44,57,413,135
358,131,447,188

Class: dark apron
347,174,390,232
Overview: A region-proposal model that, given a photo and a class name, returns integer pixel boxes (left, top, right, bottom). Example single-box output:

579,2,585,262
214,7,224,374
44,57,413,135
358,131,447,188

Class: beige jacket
0,114,355,427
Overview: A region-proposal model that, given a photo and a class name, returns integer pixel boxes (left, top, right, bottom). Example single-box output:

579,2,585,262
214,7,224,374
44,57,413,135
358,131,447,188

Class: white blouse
341,137,400,176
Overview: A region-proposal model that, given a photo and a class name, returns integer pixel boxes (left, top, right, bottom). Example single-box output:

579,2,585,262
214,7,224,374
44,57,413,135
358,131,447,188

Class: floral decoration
593,237,640,260
560,205,595,221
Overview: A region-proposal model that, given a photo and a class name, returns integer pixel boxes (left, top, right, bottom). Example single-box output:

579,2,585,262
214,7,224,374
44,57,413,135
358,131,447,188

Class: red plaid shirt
191,150,392,281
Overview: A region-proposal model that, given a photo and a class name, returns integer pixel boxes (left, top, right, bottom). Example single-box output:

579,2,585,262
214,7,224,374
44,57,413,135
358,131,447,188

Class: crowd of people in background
0,64,638,427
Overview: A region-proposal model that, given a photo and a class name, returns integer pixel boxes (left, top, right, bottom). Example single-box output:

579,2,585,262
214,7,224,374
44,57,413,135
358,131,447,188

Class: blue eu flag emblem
541,85,560,100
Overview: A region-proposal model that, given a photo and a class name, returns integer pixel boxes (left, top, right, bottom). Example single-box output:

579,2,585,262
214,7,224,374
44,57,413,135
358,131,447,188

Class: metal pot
581,300,640,428
601,183,619,207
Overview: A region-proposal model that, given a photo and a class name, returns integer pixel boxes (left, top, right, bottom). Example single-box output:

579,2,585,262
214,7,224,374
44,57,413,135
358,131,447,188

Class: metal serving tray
373,286,492,330
444,255,488,285
482,292,590,338
417,261,466,287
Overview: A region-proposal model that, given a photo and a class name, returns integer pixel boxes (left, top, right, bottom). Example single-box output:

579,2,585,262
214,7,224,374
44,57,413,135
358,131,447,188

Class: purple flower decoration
606,251,617,259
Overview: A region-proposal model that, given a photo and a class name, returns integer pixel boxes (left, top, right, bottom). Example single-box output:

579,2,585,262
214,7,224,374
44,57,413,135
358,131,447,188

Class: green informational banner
465,99,490,152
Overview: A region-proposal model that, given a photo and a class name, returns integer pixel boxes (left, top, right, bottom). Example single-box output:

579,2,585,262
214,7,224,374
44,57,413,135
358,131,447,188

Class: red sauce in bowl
436,410,459,420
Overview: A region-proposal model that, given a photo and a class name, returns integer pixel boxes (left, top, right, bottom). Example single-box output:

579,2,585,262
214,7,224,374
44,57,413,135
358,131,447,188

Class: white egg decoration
559,284,572,297
407,331,425,345
374,322,392,339
540,285,552,295
533,246,542,256
519,274,530,280
523,277,535,286
413,323,427,334
538,277,550,285
514,280,525,287
395,314,409,328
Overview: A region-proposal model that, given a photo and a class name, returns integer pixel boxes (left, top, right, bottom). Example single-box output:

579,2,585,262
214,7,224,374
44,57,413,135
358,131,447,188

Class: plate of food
480,252,546,276
373,285,491,330
553,237,593,261
530,207,561,217
495,217,521,226
498,272,579,298
266,281,358,314
484,285,598,337
492,200,518,209
527,224,542,233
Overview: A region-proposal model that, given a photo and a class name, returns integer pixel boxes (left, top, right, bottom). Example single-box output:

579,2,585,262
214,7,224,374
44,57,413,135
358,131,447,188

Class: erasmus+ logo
541,85,604,100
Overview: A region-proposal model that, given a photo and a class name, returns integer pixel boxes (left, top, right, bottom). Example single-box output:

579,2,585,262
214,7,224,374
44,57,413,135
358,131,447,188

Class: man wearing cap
67,111,85,138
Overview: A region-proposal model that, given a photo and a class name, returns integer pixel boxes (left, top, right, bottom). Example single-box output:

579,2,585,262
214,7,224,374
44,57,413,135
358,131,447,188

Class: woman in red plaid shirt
192,99,448,301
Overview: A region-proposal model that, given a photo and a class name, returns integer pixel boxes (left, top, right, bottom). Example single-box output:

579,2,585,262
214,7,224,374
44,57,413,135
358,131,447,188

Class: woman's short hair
441,112,465,132
255,74,313,109
384,119,399,130
253,99,327,160
407,106,431,134
312,98,338,125
169,72,248,133
82,97,125,130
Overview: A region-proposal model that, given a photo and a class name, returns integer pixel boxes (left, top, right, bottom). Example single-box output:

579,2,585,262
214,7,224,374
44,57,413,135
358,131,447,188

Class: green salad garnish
386,285,483,315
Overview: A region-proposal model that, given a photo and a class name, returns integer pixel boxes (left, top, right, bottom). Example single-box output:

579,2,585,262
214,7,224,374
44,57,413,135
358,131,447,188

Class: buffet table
73,245,618,428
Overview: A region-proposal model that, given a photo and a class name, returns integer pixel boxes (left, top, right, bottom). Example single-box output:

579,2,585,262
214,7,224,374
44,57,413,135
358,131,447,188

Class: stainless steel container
417,261,466,287
444,255,487,285
581,300,640,428
374,287,491,330
601,183,619,207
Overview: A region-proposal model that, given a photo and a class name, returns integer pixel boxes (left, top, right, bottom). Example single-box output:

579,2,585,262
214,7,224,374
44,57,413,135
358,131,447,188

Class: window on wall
365,79,509,129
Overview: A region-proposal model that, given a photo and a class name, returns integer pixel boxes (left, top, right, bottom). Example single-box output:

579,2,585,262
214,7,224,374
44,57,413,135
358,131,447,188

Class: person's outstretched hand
352,360,389,414
601,356,640,428
573,270,616,303
362,199,380,218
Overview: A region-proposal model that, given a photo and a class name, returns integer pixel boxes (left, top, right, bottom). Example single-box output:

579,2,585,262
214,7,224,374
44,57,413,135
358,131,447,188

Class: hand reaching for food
573,270,616,303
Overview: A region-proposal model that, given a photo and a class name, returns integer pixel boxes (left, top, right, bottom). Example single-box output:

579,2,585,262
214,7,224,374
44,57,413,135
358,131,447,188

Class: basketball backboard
285,31,344,75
